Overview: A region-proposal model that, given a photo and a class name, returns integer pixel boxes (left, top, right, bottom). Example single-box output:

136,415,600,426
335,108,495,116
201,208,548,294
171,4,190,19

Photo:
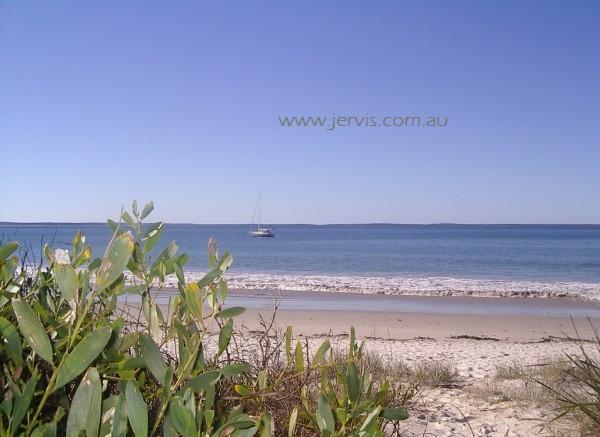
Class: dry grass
411,360,458,388
469,378,549,405
539,338,600,436
328,347,457,391
495,358,571,382
466,357,571,406
461,355,600,436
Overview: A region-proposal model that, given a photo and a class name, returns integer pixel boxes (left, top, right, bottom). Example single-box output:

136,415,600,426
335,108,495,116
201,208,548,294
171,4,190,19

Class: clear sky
1,1,599,224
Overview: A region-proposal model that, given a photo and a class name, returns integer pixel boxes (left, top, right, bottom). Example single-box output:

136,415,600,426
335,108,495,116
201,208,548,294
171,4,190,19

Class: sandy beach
222,292,600,436
231,294,600,342
122,288,600,435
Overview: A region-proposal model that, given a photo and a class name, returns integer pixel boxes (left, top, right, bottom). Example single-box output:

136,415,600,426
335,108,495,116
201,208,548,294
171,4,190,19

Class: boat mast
258,192,261,230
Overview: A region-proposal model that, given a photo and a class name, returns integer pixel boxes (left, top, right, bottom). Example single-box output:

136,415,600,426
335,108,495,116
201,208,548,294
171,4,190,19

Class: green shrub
538,326,600,434
0,202,409,436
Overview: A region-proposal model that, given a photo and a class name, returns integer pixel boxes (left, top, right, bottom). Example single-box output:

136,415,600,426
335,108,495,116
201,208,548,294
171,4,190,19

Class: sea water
2,223,600,300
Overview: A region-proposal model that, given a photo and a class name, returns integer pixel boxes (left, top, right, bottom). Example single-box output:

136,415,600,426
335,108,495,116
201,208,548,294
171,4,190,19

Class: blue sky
1,1,599,224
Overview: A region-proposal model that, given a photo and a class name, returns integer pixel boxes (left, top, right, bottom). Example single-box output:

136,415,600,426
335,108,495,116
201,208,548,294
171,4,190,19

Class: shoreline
164,271,600,301
235,307,600,342
224,288,600,315
137,288,600,342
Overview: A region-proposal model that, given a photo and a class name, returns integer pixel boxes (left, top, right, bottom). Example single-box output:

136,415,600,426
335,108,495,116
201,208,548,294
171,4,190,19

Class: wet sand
143,288,600,342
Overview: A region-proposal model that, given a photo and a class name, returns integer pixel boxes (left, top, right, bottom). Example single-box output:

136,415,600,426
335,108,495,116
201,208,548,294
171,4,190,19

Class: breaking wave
173,272,600,301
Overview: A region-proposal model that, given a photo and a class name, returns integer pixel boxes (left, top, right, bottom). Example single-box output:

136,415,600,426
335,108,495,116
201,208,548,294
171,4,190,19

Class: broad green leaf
197,269,220,288
359,405,382,433
349,326,356,359
346,361,360,404
139,334,168,385
151,242,178,273
117,285,145,296
335,407,347,425
213,419,255,436
381,407,409,421
142,296,161,341
220,363,251,379
30,422,57,437
217,252,233,272
11,373,37,436
12,299,53,364
294,343,304,373
43,244,54,264
162,413,178,437
288,407,298,437
107,219,118,233
88,257,102,270
285,326,292,359
121,211,136,229
126,380,148,437
1,257,20,288
173,263,185,285
312,339,330,367
99,396,116,437
66,368,102,437
232,427,258,437
118,333,139,352
259,413,272,437
208,288,217,312
218,278,228,300
163,367,173,397
0,242,19,260
53,263,78,303
140,201,154,220
99,394,128,437
317,394,335,433
96,232,135,292
168,397,197,436
117,356,146,371
176,253,189,269
0,396,11,417
71,232,92,267
258,370,267,391
218,318,233,356
184,283,203,321
204,409,215,430
142,221,163,253
217,306,246,319
0,317,23,365
55,327,111,390
188,370,221,392
234,384,252,396
226,420,256,429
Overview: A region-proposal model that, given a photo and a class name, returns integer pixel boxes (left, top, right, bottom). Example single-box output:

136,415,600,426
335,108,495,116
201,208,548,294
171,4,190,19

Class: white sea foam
169,271,600,301
22,264,600,301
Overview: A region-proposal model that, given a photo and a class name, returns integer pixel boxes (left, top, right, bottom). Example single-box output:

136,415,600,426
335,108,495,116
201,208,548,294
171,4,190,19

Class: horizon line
2,221,600,227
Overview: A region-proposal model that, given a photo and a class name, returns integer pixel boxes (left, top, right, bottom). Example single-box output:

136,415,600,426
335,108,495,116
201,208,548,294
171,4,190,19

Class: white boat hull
250,228,275,237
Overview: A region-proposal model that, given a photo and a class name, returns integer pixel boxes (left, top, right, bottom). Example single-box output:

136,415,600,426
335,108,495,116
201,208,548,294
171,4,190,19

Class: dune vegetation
0,202,411,436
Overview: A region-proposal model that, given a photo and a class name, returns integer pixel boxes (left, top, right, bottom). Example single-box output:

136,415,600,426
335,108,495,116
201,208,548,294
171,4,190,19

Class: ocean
2,223,600,300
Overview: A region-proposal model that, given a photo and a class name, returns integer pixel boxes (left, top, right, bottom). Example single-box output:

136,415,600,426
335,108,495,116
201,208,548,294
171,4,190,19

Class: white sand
234,306,600,436
144,294,600,436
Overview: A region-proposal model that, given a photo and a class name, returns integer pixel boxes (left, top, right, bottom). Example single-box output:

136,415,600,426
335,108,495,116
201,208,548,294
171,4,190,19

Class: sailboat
249,193,275,237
